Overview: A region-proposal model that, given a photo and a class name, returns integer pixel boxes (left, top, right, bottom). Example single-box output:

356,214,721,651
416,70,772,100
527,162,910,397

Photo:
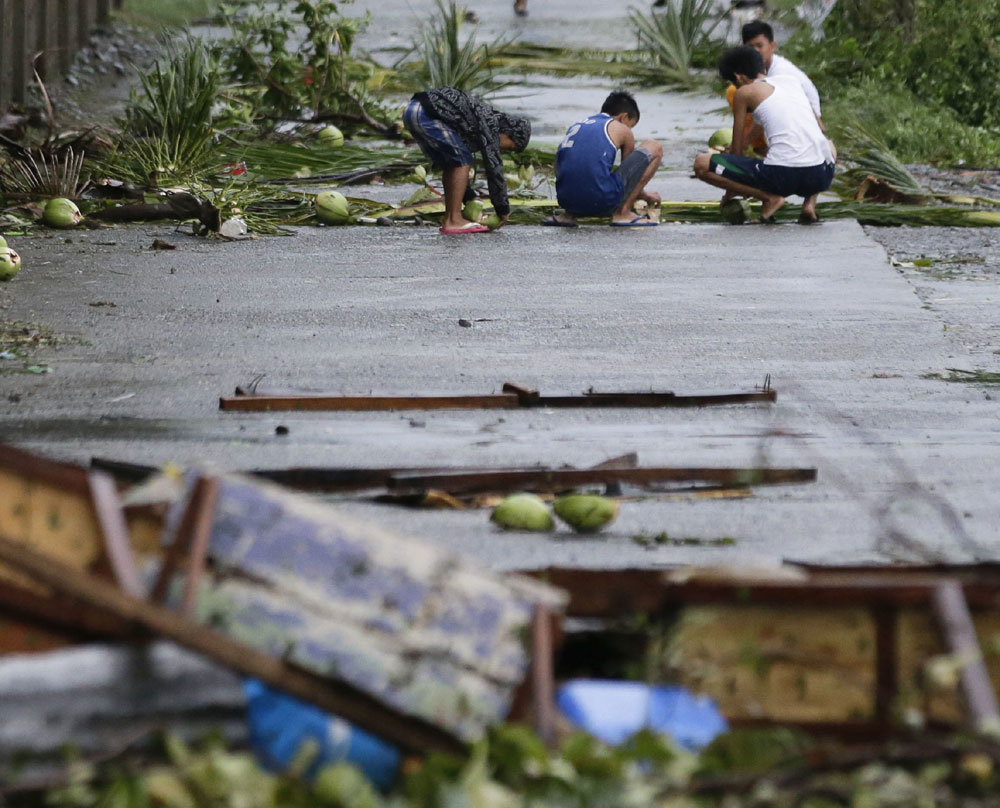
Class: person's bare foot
760,195,785,220
442,217,481,230
798,194,819,224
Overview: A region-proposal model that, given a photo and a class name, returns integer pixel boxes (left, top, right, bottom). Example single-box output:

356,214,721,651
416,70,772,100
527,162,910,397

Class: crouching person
694,46,835,224
546,90,662,228
403,87,531,234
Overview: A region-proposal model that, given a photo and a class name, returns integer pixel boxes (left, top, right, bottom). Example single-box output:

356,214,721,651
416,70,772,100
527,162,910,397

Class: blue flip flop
541,215,579,228
611,215,658,227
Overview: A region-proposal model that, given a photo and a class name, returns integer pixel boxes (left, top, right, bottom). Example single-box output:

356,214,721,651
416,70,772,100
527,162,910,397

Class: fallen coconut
482,213,502,230
553,494,619,533
43,197,83,229
708,127,732,150
315,191,351,225
720,198,751,225
317,124,345,147
462,199,485,221
0,248,20,282
490,493,554,531
0,236,7,249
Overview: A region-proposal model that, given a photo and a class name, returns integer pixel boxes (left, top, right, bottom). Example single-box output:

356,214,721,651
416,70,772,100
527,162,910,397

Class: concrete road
2,3,999,571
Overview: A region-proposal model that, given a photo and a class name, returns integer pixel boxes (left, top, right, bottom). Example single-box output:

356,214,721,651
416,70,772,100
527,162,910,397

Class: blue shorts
403,99,474,169
709,153,835,198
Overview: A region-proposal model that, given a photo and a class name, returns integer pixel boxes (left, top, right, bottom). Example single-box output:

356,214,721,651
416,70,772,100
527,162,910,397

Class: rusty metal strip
0,532,466,757
220,382,776,412
220,393,522,412
87,470,144,598
932,579,1000,732
388,466,816,495
180,477,220,617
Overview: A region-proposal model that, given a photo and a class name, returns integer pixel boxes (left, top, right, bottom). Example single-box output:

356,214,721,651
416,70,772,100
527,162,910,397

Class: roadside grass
824,80,1000,168
116,0,216,29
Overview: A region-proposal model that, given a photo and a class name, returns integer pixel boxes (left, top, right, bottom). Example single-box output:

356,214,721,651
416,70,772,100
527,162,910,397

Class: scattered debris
221,379,778,412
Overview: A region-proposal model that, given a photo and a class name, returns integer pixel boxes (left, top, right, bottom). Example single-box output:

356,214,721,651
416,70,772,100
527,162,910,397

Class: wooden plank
389,466,817,495
180,477,219,616
220,393,522,412
932,580,1000,732
0,0,11,109
527,567,1000,616
0,532,467,756
221,388,776,412
531,606,557,746
88,471,144,597
6,0,28,106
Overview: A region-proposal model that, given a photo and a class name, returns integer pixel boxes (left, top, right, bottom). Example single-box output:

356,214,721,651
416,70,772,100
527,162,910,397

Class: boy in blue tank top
546,91,663,227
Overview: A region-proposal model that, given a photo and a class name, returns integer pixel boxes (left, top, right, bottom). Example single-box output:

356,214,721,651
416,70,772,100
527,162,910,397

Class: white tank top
752,75,833,168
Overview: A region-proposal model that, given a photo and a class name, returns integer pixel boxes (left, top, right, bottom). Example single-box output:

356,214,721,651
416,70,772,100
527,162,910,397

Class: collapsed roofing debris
3,441,1000,794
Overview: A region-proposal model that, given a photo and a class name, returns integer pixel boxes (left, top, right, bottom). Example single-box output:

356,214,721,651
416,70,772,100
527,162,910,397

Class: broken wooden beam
388,466,816,495
219,381,777,412
0,532,467,756
932,579,1000,733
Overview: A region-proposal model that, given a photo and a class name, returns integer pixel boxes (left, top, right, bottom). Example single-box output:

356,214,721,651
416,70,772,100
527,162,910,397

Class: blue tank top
555,113,624,216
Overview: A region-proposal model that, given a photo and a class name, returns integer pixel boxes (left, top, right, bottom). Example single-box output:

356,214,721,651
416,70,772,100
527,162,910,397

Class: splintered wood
166,473,566,742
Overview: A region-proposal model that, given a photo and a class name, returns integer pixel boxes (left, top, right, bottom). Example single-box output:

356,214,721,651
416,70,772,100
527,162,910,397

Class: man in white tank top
742,20,822,125
693,46,835,224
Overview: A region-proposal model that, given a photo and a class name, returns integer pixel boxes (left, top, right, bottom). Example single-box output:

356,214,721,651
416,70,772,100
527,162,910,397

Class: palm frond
629,0,723,85
408,0,515,95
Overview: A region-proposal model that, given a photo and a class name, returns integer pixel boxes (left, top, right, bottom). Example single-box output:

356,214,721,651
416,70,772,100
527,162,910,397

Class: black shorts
709,153,835,198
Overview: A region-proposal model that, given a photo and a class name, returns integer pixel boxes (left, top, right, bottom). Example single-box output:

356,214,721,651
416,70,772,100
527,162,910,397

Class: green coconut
315,191,351,225
720,198,751,225
0,248,20,282
317,124,345,147
708,128,732,150
0,236,7,249
553,494,619,533
462,199,485,221
964,210,1000,227
491,493,554,531
43,197,83,229
413,165,427,182
482,213,502,231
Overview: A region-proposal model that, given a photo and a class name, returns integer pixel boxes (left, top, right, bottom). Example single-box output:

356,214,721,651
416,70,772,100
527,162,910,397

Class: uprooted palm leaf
0,147,91,198
838,124,929,203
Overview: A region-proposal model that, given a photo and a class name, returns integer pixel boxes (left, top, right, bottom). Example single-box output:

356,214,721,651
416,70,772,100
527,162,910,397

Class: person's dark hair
498,113,531,151
601,90,640,122
741,20,774,43
718,46,765,84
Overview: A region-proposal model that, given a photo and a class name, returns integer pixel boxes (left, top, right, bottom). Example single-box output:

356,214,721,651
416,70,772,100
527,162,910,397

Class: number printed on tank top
560,123,582,149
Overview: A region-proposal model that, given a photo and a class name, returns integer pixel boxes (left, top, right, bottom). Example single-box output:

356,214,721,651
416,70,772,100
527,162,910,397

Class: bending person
404,86,531,235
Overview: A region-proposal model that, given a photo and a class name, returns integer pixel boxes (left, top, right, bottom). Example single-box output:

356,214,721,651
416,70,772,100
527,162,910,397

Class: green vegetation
782,0,1000,167
22,725,1000,808
628,0,724,86
402,0,513,95
117,0,217,29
